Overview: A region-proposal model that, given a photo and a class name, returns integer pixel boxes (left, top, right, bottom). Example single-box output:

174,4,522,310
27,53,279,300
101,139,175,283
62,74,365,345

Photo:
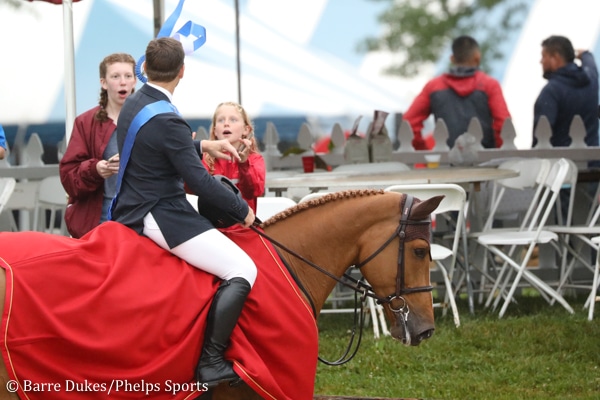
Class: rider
109,37,256,387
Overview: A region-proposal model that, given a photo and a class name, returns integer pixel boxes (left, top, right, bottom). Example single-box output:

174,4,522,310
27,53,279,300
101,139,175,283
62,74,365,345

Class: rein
249,194,433,364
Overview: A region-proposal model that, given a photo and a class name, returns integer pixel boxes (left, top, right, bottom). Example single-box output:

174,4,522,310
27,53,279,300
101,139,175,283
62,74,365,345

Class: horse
0,189,442,400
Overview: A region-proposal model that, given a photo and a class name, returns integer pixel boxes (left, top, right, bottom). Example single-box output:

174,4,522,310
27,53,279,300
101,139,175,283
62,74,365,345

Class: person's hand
96,154,119,179
202,139,241,162
237,138,252,163
240,207,255,228
576,49,588,59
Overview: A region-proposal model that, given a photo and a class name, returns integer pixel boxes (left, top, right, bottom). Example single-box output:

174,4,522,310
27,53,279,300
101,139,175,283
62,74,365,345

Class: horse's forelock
259,189,385,228
402,194,433,245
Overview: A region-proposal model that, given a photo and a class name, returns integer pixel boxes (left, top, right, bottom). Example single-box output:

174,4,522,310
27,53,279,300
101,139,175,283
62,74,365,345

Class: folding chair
0,178,16,216
588,236,600,320
385,184,466,327
476,158,575,318
548,192,600,318
33,175,68,235
468,158,551,303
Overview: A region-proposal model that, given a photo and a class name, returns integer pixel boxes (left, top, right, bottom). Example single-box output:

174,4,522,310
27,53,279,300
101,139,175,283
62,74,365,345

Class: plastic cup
302,156,315,173
424,154,441,169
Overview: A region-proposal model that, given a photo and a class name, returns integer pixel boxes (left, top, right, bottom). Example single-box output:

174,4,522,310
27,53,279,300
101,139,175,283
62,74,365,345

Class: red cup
302,156,315,173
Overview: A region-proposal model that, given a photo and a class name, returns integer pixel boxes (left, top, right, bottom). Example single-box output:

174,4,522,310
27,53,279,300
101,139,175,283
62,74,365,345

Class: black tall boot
195,277,251,387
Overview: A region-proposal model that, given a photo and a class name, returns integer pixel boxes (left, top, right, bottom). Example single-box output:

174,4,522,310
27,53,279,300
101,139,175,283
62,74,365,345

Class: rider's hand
240,208,255,228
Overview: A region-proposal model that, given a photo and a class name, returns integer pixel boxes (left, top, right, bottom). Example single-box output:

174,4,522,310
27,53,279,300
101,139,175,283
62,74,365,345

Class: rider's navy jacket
110,84,248,248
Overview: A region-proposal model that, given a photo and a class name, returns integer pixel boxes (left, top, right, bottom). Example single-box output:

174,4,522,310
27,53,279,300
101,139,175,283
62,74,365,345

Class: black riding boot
195,277,251,387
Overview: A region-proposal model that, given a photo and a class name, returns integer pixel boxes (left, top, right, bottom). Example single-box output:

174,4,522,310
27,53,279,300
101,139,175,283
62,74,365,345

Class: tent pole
235,0,241,104
153,0,164,37
63,0,76,145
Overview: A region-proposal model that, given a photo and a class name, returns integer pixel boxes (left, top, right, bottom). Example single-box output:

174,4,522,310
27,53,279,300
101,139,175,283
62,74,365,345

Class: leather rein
249,194,433,364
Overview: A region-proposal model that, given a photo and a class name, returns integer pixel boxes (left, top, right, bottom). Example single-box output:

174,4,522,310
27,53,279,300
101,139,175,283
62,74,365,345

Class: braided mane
259,189,386,228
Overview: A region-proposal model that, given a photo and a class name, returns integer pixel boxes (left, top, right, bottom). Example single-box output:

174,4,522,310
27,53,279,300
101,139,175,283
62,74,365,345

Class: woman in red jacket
202,102,265,214
59,53,137,238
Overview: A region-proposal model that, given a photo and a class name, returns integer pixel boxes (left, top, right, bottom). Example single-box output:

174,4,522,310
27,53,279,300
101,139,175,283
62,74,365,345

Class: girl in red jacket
202,102,265,214
59,53,137,238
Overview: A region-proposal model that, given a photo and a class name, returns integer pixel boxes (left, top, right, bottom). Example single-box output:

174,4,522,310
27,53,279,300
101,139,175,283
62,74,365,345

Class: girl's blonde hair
204,101,259,174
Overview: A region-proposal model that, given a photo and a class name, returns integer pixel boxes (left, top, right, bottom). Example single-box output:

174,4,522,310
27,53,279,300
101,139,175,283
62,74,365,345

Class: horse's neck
265,198,382,314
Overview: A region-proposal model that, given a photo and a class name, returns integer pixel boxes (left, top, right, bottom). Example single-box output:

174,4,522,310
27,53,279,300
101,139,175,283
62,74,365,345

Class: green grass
314,296,600,399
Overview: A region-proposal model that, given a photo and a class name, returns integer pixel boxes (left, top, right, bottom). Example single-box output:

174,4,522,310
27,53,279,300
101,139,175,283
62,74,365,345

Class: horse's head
261,190,443,346
357,192,443,346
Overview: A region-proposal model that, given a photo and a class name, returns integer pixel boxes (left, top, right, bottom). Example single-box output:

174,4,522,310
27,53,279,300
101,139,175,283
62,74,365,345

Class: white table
266,166,518,197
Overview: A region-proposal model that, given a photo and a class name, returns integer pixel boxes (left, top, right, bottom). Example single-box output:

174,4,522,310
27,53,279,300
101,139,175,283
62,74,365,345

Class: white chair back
0,177,16,215
256,196,296,222
483,158,551,231
34,175,68,234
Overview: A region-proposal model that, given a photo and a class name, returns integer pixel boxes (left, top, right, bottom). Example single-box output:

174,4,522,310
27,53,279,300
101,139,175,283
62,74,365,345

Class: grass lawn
314,295,600,399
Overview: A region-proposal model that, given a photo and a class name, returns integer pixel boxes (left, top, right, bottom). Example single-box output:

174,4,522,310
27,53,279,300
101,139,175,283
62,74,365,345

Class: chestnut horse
0,189,442,400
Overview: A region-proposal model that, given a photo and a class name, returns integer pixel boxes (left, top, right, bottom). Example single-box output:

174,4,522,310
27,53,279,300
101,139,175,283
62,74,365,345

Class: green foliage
0,0,26,9
315,296,600,399
359,0,528,76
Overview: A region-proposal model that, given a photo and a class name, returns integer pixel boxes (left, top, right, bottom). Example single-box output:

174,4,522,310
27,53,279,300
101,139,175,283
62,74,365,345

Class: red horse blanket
0,222,318,399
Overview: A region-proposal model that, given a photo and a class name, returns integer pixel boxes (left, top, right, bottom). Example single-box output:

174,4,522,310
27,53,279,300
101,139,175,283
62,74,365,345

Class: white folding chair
385,184,466,327
4,180,40,231
0,177,16,216
477,158,574,318
547,192,600,318
468,158,551,303
256,196,297,222
587,236,600,320
33,175,68,235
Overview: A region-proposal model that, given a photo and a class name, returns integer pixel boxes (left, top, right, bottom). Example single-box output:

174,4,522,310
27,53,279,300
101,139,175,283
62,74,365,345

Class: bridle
249,194,433,364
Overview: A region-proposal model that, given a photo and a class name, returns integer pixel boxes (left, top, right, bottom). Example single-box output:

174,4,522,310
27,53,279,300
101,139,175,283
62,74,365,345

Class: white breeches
143,212,257,286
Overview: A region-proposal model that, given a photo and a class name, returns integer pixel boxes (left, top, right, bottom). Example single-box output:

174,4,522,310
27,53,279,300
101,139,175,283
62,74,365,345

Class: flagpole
63,0,76,145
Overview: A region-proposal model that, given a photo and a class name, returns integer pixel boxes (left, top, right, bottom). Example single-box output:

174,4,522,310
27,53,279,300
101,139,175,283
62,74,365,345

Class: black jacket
111,84,248,248
534,52,599,147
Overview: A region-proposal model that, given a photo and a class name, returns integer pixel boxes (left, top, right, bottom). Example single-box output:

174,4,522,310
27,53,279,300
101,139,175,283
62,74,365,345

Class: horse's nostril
419,328,434,341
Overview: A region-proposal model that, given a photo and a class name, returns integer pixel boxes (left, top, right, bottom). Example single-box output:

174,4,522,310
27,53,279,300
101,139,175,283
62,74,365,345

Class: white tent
1,0,599,148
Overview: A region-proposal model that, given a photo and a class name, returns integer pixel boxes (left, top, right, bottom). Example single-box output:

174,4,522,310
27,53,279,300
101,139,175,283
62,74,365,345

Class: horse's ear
410,195,445,220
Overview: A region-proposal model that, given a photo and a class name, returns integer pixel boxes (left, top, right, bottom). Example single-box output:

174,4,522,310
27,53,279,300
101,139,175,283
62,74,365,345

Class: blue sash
108,100,178,220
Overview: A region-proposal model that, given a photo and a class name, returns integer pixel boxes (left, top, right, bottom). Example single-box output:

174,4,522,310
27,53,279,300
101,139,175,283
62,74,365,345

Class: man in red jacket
403,36,511,150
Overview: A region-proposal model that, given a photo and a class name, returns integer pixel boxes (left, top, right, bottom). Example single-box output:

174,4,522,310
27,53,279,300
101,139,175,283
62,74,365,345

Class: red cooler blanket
0,222,318,399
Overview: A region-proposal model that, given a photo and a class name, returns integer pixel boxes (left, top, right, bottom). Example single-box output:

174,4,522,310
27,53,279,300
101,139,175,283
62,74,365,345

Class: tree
1,0,25,8
359,0,528,76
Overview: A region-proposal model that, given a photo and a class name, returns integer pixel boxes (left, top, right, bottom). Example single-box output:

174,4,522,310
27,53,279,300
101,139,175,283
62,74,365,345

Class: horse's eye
413,248,428,259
